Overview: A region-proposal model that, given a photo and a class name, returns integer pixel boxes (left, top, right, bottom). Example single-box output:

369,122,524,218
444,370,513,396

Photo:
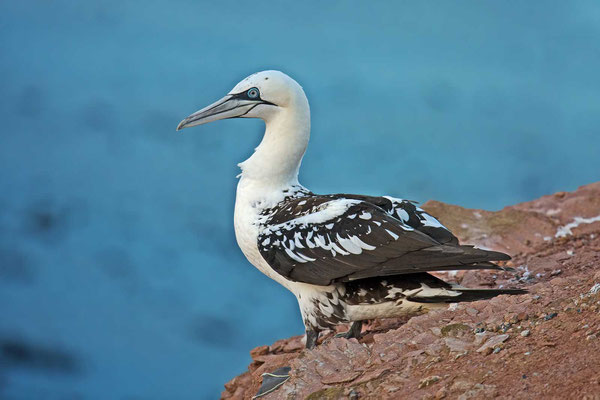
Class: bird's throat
238,103,310,188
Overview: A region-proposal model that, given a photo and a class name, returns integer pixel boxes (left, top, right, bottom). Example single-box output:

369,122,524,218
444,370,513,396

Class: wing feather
258,195,509,286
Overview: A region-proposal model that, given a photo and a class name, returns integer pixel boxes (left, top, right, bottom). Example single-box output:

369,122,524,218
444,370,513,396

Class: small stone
444,338,470,353
451,380,473,391
587,334,597,341
550,269,562,276
524,352,531,356
504,313,519,324
418,375,441,389
517,312,528,321
532,295,541,300
466,307,479,317
321,371,362,385
521,330,531,337
492,347,502,354
430,327,442,336
498,322,512,333
474,331,491,345
544,312,558,321
348,389,359,400
477,334,509,354
250,345,269,359
282,339,304,353
435,387,448,399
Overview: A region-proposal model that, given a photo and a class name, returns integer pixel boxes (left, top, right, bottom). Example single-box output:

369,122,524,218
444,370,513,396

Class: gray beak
176,95,261,131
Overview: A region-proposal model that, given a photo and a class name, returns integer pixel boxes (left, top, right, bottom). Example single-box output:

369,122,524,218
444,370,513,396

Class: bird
177,70,526,349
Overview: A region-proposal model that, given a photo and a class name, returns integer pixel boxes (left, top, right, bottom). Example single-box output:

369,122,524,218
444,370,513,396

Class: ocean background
1,1,599,398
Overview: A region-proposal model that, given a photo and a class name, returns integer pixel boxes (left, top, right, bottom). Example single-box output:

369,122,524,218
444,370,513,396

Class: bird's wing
332,194,459,245
257,195,509,286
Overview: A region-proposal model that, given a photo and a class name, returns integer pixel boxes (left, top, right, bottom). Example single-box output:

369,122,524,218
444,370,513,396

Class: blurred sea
1,1,599,399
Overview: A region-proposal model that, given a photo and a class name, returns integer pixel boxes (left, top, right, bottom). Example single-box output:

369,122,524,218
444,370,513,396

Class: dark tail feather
408,287,528,303
396,262,515,275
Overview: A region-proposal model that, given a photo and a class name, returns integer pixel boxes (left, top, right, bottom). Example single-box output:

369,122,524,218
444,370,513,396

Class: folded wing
257,195,510,286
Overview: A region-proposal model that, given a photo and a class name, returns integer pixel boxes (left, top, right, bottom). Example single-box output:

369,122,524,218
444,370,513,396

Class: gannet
177,71,526,349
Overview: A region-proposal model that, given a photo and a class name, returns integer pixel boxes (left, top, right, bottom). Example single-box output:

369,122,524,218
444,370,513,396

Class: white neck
238,96,310,190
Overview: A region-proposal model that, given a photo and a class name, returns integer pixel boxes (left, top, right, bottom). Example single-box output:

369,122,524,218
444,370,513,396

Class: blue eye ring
247,87,259,99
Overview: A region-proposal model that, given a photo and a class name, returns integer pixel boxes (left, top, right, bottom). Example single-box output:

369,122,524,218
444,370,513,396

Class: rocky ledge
222,182,600,399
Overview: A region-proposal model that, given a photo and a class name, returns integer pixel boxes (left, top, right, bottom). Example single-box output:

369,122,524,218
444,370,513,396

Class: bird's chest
233,182,295,289
234,201,280,283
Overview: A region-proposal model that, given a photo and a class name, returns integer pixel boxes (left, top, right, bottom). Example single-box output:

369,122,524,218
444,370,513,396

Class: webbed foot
334,320,363,339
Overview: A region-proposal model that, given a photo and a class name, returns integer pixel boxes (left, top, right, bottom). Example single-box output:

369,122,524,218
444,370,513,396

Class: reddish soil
222,182,600,399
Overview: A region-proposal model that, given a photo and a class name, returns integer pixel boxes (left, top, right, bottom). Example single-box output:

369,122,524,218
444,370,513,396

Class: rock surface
222,183,600,399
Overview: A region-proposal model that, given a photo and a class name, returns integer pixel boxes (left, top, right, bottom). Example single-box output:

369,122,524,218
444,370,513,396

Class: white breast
233,177,304,292
233,177,337,304
234,192,285,286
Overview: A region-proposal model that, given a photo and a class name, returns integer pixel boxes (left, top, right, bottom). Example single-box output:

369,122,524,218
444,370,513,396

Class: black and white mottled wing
257,195,509,286
327,194,458,245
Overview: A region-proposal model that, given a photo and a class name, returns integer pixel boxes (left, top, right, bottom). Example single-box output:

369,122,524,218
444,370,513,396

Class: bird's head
177,70,306,131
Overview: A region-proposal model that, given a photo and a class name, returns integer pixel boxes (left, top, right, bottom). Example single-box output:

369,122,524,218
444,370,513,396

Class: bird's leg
335,320,363,339
305,328,320,349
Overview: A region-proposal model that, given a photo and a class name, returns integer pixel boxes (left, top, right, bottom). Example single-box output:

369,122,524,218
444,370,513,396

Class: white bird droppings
555,215,600,238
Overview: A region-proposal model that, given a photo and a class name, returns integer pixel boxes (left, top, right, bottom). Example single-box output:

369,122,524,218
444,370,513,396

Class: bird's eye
247,88,259,99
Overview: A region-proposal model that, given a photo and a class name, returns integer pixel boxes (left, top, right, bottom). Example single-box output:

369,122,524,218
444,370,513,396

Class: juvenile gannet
177,71,526,349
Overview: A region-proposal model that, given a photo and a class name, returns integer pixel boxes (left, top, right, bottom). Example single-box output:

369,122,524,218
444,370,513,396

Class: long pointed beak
176,95,260,131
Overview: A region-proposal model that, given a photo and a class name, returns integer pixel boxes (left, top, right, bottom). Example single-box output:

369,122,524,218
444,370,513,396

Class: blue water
1,1,599,399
